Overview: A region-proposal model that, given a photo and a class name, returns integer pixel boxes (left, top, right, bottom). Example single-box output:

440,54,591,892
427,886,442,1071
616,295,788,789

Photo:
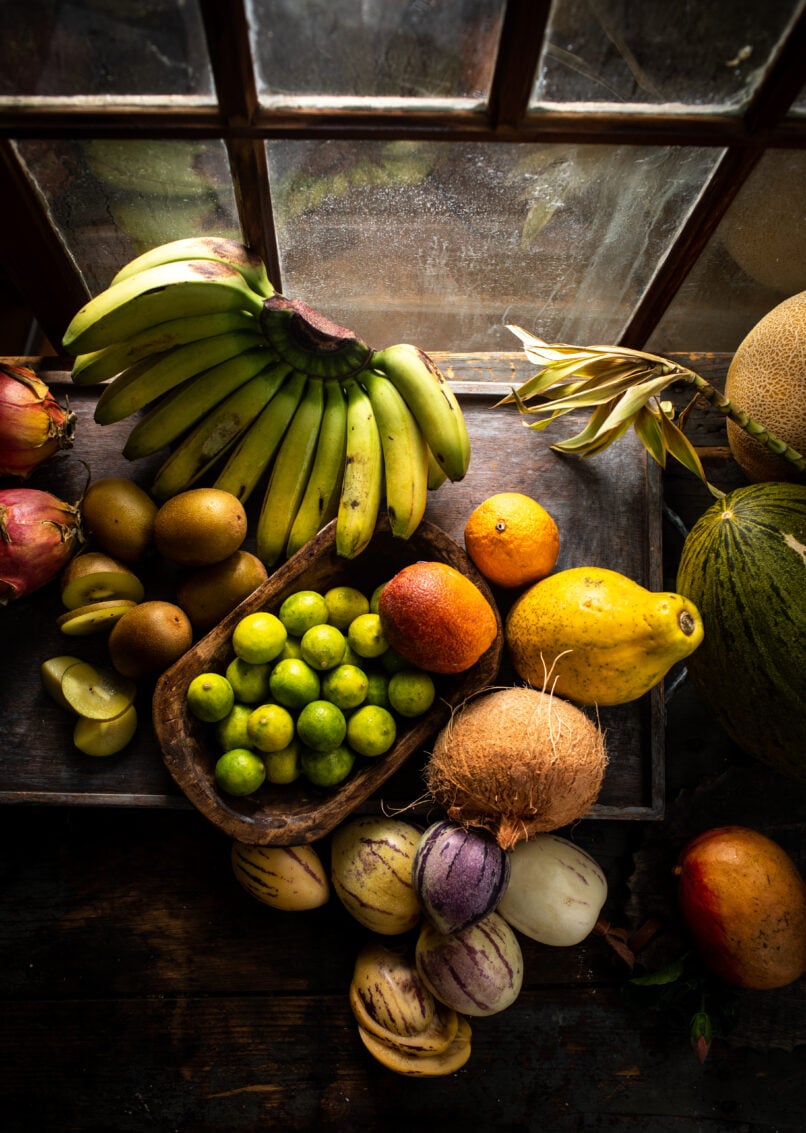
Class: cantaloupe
725,290,806,483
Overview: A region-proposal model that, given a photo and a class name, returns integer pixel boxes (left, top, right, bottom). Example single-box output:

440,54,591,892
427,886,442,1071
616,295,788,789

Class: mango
505,565,703,705
675,825,806,990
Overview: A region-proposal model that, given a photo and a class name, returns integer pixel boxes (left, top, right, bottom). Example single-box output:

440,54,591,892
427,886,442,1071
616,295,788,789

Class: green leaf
658,413,709,484
633,406,667,467
630,956,687,986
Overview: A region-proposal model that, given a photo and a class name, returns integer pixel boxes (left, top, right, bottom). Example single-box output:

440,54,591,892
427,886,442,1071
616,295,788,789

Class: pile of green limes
185,583,437,796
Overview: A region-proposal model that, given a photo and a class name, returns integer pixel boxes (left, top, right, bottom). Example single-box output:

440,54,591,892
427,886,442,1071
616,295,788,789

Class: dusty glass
646,148,806,354
14,138,240,294
531,0,803,112
266,138,720,352
0,0,214,99
247,0,505,100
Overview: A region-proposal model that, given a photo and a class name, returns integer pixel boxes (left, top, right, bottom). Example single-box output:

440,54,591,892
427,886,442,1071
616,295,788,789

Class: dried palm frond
501,325,805,498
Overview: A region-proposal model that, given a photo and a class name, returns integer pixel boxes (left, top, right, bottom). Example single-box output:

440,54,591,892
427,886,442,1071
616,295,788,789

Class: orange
463,492,560,589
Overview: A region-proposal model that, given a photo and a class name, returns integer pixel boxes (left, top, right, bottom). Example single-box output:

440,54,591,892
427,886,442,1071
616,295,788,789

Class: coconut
424,686,607,851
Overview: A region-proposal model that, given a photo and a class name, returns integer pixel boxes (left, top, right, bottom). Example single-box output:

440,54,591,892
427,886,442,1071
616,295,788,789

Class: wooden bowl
152,515,503,845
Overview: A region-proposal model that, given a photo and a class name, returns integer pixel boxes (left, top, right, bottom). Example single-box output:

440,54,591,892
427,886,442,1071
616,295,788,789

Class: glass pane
532,0,803,112
266,139,720,352
248,0,505,100
14,139,240,294
0,0,213,98
646,149,806,354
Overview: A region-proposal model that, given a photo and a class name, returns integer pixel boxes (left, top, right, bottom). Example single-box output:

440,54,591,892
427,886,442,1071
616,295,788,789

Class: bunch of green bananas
61,237,471,565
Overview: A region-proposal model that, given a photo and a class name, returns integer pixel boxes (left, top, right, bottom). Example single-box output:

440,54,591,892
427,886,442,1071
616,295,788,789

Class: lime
300,743,355,788
324,585,369,630
186,672,235,723
365,670,390,708
231,611,287,664
369,582,387,612
225,656,273,704
296,699,347,752
347,612,388,659
388,669,436,717
247,702,296,753
269,657,321,709
380,646,409,675
300,623,347,670
346,704,397,757
263,739,302,785
279,636,303,660
215,748,266,796
214,702,254,751
340,641,362,667
278,590,329,636
321,663,369,710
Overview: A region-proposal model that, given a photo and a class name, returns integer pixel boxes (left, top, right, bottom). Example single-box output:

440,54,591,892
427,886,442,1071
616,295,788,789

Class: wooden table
2,353,804,1131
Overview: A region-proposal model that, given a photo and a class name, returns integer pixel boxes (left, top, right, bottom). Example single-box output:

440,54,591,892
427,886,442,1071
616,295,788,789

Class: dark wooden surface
2,352,805,1131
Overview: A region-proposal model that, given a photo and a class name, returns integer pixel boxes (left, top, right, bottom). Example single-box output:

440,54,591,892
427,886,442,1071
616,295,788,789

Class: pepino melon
676,482,806,780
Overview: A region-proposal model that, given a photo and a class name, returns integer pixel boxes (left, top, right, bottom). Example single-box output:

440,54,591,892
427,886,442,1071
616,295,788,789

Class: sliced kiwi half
73,703,138,756
60,552,145,609
60,661,137,721
40,655,84,712
56,599,139,636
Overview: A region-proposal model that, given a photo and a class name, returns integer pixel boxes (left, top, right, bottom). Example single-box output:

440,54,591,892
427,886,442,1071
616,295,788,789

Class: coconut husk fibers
425,686,607,851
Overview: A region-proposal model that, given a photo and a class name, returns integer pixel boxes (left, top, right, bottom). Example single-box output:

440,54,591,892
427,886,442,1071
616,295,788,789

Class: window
1,0,804,355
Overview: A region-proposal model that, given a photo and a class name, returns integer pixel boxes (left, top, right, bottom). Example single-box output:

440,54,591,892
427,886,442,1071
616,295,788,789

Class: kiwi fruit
108,600,193,679
56,598,138,636
175,550,269,631
153,488,247,567
81,477,158,563
60,551,145,609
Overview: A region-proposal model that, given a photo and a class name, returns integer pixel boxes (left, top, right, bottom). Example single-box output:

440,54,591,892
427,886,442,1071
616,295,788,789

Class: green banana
286,377,348,558
122,347,282,460
110,236,275,299
62,259,266,356
69,309,261,386
427,446,448,490
370,343,470,482
363,368,429,539
94,329,266,425
213,369,308,504
255,378,326,567
259,295,373,379
150,364,286,501
336,378,384,560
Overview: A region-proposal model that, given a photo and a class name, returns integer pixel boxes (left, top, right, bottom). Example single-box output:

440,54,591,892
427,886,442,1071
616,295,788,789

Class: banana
286,378,348,558
110,236,275,299
259,295,373,379
122,347,283,460
370,343,470,482
150,364,287,501
62,259,266,356
336,377,384,560
70,309,261,386
213,369,308,504
427,446,448,490
255,379,326,567
363,369,428,539
94,329,266,425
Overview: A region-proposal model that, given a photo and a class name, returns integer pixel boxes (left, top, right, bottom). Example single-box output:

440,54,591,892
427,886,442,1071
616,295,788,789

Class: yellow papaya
504,565,703,706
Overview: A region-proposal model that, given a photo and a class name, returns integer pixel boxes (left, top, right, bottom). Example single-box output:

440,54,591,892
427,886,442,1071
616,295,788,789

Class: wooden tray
0,353,664,819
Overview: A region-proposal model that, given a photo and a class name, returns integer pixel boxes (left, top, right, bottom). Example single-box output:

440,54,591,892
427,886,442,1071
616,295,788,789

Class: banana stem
673,363,805,473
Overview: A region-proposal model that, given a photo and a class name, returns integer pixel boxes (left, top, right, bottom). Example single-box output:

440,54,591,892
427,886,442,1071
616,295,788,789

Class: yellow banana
427,446,448,490
122,347,282,460
110,236,275,299
255,379,326,568
150,364,286,500
286,378,348,557
62,259,266,356
94,329,266,425
69,309,261,386
255,378,324,566
336,378,384,560
363,369,428,539
370,343,470,482
213,369,308,504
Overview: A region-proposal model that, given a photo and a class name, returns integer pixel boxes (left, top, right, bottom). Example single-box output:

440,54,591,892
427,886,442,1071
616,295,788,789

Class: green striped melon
676,482,806,780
